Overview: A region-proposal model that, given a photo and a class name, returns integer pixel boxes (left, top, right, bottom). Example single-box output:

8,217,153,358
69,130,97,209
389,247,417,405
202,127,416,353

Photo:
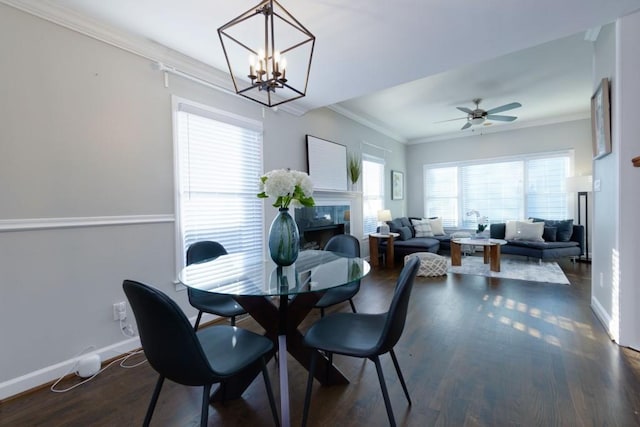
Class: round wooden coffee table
450,238,507,272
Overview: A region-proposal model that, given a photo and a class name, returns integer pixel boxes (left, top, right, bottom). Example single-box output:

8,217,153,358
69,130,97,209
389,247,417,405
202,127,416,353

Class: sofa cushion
505,219,533,240
387,218,404,234
490,223,506,239
531,218,574,242
513,221,544,242
429,217,445,236
399,217,412,228
543,226,557,242
397,226,413,241
411,218,434,237
506,240,579,249
392,237,439,250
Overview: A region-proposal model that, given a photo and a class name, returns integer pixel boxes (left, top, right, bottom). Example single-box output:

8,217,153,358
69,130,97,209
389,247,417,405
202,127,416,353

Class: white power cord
50,321,146,393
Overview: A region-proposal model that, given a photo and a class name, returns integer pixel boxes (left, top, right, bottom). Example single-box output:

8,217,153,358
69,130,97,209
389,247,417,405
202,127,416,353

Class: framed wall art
591,77,612,160
306,135,348,191
391,170,404,200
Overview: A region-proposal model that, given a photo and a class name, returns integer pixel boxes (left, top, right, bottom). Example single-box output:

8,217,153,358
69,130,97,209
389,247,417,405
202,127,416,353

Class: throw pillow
530,218,574,242
513,221,544,242
399,217,412,228
411,218,434,237
543,226,557,242
505,219,533,240
397,226,412,241
429,217,445,236
387,218,404,233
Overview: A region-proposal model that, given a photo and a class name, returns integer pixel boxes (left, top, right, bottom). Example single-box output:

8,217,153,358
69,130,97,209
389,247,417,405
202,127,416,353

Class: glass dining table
179,249,370,427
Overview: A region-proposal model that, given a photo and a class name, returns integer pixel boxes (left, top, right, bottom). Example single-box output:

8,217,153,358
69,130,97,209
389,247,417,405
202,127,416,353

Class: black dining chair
301,256,420,427
186,241,246,329
314,234,361,317
122,280,279,427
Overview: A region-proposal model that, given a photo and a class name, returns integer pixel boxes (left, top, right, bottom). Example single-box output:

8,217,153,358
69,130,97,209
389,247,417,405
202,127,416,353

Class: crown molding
328,104,408,144
0,0,307,117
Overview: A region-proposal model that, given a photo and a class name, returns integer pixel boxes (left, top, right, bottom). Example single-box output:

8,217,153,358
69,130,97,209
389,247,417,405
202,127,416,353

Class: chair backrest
376,256,420,354
186,241,228,265
123,280,216,386
323,234,360,257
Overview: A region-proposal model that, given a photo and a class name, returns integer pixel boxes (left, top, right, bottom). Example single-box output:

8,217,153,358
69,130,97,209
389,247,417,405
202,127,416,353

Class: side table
369,232,399,268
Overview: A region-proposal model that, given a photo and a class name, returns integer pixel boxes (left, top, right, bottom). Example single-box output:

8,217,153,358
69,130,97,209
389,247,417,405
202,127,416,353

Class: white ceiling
14,0,640,142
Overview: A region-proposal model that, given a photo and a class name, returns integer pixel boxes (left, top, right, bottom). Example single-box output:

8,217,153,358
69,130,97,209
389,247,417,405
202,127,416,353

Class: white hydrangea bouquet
257,169,315,208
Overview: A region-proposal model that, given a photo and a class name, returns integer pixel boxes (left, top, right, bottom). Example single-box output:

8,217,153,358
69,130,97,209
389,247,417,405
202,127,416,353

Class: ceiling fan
445,98,522,130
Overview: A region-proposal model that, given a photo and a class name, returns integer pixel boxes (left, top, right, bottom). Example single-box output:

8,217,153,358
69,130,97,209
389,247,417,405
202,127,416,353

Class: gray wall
0,4,405,390
405,119,594,218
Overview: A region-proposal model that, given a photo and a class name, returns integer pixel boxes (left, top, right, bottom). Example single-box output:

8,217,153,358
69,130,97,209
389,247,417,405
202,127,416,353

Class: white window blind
424,152,571,228
461,161,524,228
362,155,385,235
425,167,458,227
174,100,263,269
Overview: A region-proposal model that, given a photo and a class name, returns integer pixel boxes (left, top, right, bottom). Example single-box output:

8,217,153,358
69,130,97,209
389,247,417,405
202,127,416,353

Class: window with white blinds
362,155,385,235
174,99,263,270
424,151,571,228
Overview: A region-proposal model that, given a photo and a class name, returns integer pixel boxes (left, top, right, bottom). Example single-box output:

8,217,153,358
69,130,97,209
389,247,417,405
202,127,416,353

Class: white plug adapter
76,354,101,378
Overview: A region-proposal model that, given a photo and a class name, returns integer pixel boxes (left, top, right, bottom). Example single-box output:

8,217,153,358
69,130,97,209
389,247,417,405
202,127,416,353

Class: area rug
448,256,570,285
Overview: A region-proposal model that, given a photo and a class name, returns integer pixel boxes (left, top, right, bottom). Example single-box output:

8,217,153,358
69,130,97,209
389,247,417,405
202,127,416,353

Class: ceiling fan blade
485,102,522,115
457,107,473,114
434,117,467,123
461,121,472,130
486,114,517,122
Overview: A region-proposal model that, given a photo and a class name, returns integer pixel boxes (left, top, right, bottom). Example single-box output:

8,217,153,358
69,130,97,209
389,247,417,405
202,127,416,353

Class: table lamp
377,209,392,235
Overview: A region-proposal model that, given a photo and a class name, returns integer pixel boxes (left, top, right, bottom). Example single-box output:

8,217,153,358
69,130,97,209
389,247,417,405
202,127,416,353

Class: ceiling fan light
471,117,485,125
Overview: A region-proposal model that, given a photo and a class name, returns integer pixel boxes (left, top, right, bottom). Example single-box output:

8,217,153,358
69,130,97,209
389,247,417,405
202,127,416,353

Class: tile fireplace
294,203,350,250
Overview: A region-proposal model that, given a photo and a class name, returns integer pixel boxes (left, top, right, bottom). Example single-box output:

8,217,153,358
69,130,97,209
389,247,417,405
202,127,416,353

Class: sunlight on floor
482,291,597,346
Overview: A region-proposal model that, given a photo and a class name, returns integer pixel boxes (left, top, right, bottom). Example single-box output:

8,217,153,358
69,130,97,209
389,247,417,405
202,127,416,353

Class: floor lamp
567,175,592,262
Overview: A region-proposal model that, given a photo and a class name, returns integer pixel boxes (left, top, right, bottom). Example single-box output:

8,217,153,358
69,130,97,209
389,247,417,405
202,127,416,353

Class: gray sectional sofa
378,216,584,263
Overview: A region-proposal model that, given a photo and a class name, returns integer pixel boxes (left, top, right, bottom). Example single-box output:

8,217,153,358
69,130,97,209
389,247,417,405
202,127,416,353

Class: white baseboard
0,313,222,401
0,336,141,401
591,296,617,342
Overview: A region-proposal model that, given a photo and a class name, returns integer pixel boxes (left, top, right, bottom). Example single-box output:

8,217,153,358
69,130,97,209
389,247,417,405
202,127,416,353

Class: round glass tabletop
178,249,370,297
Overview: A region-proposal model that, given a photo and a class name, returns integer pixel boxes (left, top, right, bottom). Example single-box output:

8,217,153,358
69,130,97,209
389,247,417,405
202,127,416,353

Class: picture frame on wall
391,170,404,200
591,77,612,160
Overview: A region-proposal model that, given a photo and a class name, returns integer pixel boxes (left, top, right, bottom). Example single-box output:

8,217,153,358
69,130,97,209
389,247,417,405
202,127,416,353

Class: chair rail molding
0,214,175,232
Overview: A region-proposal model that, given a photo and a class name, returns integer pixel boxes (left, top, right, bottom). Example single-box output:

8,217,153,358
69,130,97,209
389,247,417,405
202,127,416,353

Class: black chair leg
389,349,411,405
372,356,396,427
320,307,325,317
348,298,357,313
193,311,203,331
200,383,211,427
143,375,165,427
230,315,236,326
325,352,333,384
302,351,318,427
261,358,280,427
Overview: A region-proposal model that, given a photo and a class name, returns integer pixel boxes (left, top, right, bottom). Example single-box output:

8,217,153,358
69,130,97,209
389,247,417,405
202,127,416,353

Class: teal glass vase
268,208,300,266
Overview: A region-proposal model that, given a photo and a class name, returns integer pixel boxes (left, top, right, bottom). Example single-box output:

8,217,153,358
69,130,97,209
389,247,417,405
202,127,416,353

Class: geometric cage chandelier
218,0,315,108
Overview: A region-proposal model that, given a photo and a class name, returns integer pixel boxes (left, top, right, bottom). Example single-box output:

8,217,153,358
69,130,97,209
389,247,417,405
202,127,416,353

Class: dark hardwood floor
3,257,640,426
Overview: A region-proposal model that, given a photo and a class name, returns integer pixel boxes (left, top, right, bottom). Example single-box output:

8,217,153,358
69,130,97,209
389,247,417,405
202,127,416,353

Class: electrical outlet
113,302,126,321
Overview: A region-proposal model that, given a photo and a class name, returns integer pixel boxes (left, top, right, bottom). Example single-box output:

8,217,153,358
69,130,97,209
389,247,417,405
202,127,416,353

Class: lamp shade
566,175,593,193
377,209,392,222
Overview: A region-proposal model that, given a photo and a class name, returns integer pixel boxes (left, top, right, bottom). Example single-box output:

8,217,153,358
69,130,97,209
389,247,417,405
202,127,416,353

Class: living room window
424,151,572,229
362,154,385,235
173,98,263,271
